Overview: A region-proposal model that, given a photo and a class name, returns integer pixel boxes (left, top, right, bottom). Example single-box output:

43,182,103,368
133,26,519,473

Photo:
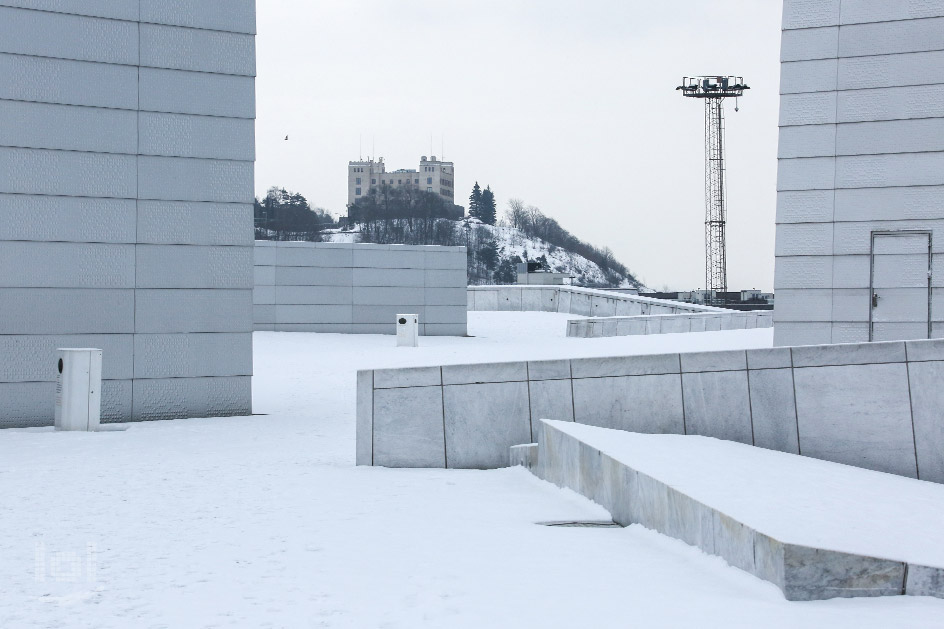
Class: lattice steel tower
677,76,749,303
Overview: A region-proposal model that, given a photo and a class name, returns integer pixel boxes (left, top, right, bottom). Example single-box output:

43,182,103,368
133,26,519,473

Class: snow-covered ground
2,313,942,628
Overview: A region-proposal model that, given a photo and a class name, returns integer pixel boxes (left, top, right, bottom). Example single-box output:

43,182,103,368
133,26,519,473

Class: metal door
870,231,931,342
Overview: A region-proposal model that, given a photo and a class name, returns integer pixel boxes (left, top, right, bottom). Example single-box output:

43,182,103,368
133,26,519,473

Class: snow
1,312,942,627
549,422,944,568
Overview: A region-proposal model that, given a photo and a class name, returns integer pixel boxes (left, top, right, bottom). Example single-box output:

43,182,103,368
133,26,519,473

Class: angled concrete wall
776,1,944,345
533,421,944,601
357,338,944,483
567,312,773,337
254,241,467,335
0,2,255,427
468,285,722,316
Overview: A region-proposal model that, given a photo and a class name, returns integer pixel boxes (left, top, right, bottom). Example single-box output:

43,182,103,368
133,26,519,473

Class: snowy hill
323,218,644,289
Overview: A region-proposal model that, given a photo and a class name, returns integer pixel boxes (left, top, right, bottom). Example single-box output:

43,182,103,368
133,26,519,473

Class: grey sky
256,0,783,291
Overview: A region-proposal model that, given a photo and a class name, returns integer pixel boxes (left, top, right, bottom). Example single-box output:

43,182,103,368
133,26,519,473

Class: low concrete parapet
356,338,944,483
254,241,467,335
567,311,773,338
467,285,722,317
532,420,944,601
510,443,539,473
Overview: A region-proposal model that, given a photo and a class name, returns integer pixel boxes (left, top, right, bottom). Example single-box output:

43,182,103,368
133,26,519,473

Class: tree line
254,187,334,241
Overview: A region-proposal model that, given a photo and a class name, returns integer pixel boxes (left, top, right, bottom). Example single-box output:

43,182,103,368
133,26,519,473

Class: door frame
868,230,932,342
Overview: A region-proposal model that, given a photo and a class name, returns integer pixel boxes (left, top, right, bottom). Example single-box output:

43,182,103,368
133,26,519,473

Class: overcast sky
256,0,783,291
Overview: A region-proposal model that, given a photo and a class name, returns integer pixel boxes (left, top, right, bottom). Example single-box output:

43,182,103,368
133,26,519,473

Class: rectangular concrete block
838,84,944,123
836,186,944,222
539,420,580,490
138,156,254,203
139,112,255,161
254,265,276,287
0,194,135,244
837,118,944,156
424,250,466,270
138,201,253,246
839,50,944,91
139,67,255,118
443,381,532,469
776,189,835,224
0,0,138,20
682,371,754,444
792,340,906,367
528,378,574,443
905,564,944,598
664,490,716,555
252,305,275,324
0,6,138,65
353,286,424,305
0,241,135,288
831,322,870,344
132,376,251,421
781,25,838,62
276,305,352,325
135,245,253,289
442,361,527,385
772,289,833,321
0,146,136,198
590,296,617,317
713,511,756,573
254,245,277,266
0,288,134,334
140,23,255,76
372,386,445,468
748,368,800,453
794,363,918,477
776,223,834,257
778,124,837,159
680,349,746,373
0,53,138,110
355,370,373,466
571,353,680,378
510,443,539,473
782,0,840,29
780,59,838,95
140,0,256,34
832,255,870,289
374,366,441,389
134,289,253,333
425,269,467,288
840,18,944,57
572,374,685,434
840,0,944,25
352,247,425,269
777,156,836,191
780,544,905,601
353,305,422,325
353,268,424,288
837,153,944,190
278,285,353,305
275,266,352,287
0,100,136,155
0,334,133,382
133,333,253,379
906,360,944,484
831,289,870,322
779,92,838,127
774,256,833,290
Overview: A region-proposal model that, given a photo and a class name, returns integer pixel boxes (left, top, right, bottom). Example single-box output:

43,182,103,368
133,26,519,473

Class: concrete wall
254,241,467,335
467,285,722,317
567,312,773,338
357,338,944,483
533,420,944,601
0,2,256,427
776,1,944,345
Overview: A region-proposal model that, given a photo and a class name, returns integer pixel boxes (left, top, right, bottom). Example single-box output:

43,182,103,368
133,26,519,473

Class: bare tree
506,198,527,230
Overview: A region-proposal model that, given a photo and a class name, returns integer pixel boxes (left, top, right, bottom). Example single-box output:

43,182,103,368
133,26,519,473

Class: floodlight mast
676,76,749,305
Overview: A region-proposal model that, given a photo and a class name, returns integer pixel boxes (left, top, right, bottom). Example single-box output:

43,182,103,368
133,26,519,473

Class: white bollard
396,314,419,347
55,348,103,432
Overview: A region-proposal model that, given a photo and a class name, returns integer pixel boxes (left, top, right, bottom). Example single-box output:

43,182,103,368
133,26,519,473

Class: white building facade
348,156,455,206
775,0,944,346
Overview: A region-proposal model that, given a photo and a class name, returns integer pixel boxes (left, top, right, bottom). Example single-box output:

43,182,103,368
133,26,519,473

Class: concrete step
520,420,944,601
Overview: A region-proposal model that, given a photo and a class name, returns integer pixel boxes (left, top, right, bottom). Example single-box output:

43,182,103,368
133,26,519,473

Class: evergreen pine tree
468,182,482,220
480,186,497,225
